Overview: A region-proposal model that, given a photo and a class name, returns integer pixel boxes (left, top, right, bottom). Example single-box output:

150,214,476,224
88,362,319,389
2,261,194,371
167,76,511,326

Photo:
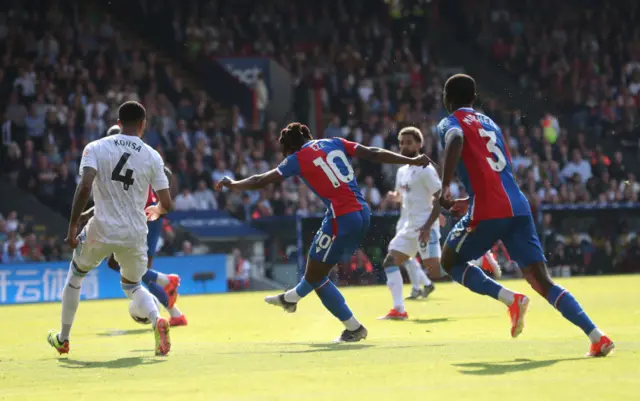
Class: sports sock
168,306,183,318
413,261,432,287
384,266,405,312
146,282,169,308
546,285,597,339
60,262,87,341
142,269,170,287
311,277,354,322
404,259,421,290
283,278,313,303
122,282,160,328
342,315,361,331
450,263,512,305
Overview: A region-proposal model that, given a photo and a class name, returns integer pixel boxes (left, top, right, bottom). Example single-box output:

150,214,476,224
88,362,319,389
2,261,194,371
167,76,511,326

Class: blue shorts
445,214,546,268
309,207,371,265
147,217,163,258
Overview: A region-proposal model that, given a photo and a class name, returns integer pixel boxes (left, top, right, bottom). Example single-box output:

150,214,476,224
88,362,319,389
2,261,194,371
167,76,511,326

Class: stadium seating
1,0,638,273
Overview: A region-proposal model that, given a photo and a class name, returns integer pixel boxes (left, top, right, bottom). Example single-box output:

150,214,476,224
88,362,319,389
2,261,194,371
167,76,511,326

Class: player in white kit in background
379,126,443,320
47,101,174,356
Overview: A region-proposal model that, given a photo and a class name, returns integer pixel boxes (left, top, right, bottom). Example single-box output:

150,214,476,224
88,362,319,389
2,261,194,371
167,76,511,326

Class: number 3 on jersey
111,153,135,190
313,150,355,188
479,129,507,172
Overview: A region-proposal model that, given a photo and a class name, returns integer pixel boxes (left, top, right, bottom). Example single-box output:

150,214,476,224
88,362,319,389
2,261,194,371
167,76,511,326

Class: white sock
588,328,605,344
60,262,87,341
497,288,515,306
155,272,170,286
283,288,302,303
412,259,432,286
168,306,182,318
404,259,421,290
123,283,160,328
385,267,405,312
342,315,361,331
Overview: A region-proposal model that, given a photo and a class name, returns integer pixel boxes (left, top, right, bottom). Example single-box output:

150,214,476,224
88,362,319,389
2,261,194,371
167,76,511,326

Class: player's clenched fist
215,176,234,191
65,226,79,249
410,154,432,167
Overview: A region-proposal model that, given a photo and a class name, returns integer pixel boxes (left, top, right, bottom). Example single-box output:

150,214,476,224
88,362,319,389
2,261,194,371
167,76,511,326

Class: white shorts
74,221,148,283
389,226,441,260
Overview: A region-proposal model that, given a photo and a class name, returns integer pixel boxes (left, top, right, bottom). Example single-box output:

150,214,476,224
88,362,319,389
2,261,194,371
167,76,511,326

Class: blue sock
146,282,170,308
450,264,502,300
311,277,353,321
142,269,159,284
546,285,596,335
295,279,314,298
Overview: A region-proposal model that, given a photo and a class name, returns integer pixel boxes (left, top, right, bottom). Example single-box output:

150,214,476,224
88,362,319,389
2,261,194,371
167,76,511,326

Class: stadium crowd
1,0,639,272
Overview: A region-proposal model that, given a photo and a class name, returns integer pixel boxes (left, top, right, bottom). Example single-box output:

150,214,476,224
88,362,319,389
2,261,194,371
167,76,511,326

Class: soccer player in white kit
379,126,443,320
47,101,174,356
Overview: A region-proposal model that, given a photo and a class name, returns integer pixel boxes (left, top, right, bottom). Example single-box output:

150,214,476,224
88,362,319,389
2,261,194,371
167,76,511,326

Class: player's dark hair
279,122,313,154
444,74,476,109
398,126,423,144
118,101,146,128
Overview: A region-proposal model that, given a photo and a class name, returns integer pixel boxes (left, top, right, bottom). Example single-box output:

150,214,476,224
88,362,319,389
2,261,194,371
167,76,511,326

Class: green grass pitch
1,275,639,401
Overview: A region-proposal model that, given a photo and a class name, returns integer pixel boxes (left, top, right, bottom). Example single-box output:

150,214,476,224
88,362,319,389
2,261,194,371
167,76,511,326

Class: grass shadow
58,356,165,369
412,318,452,325
280,343,375,354
96,329,149,337
454,357,586,376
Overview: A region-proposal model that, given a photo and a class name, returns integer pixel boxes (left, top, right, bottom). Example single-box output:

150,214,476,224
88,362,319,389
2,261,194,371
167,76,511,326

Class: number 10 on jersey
313,150,355,188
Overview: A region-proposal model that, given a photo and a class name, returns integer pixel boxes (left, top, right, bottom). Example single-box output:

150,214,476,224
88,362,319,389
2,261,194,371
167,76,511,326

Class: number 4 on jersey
111,153,135,190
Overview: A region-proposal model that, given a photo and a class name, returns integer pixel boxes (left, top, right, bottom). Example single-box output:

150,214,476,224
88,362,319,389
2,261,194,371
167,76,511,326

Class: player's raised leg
115,246,171,356
503,215,614,357
441,216,529,338
265,208,370,342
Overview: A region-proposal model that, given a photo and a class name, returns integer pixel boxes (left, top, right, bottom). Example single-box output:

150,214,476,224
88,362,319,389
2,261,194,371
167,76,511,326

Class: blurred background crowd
1,0,639,274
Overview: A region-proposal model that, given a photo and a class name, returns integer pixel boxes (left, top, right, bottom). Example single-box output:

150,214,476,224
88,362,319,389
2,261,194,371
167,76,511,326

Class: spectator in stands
42,236,63,262
561,149,592,184
618,236,640,274
255,72,268,128
176,240,193,256
251,190,274,219
193,180,218,210
2,241,24,264
361,176,382,209
21,233,45,262
0,219,7,244
212,160,234,190
5,212,19,233
228,248,251,290
174,187,198,211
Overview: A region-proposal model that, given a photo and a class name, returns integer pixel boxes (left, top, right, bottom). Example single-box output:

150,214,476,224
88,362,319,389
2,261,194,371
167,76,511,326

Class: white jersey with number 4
79,133,169,246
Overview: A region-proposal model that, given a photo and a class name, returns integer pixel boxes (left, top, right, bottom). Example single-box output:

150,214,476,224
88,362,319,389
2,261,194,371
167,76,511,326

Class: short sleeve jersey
276,138,366,217
80,134,169,245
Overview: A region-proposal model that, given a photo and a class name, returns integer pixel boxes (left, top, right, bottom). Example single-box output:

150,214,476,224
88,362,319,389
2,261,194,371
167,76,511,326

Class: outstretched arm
215,169,284,192
354,145,432,166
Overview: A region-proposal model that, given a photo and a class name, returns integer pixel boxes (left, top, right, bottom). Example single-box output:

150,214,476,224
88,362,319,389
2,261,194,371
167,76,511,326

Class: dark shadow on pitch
58,356,165,369
280,343,375,354
454,357,586,376
412,318,451,325
96,328,149,337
